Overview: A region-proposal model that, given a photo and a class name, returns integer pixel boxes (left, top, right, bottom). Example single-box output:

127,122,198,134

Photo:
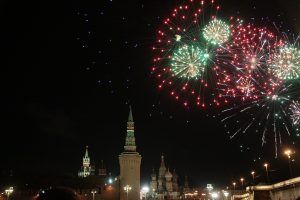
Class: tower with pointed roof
159,154,166,178
158,154,166,192
78,146,95,178
172,170,179,192
99,160,107,177
183,175,190,193
150,169,158,192
165,169,173,192
119,106,142,200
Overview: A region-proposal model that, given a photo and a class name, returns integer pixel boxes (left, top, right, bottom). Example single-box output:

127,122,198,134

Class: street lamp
123,185,132,200
142,186,149,200
264,163,269,183
232,182,236,194
284,149,294,178
91,190,97,200
251,171,255,184
223,190,229,200
240,178,244,189
5,187,13,200
211,192,219,199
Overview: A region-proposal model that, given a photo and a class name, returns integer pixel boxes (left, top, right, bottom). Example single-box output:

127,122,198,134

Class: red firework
215,23,285,101
152,0,233,108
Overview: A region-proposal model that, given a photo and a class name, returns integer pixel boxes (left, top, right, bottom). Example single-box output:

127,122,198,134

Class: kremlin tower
119,106,142,200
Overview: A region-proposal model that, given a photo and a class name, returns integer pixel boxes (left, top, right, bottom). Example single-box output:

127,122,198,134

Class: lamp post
91,190,97,200
264,163,269,183
123,185,132,200
232,182,236,195
284,149,294,178
251,171,255,185
240,178,244,190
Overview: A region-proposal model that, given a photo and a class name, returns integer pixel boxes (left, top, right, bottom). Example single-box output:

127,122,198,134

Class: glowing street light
284,149,294,178
91,190,97,200
240,178,244,189
142,186,149,200
5,187,13,199
264,163,270,183
223,190,229,199
123,185,132,200
232,182,236,194
211,192,219,199
251,171,255,184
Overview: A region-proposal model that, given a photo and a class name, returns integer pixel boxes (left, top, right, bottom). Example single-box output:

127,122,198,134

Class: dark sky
1,0,300,188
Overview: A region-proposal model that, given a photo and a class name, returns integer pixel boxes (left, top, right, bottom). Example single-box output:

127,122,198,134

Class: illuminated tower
183,176,190,193
119,106,142,200
83,146,90,167
165,169,173,192
158,154,166,177
78,146,93,178
150,169,158,193
172,169,179,192
158,154,166,192
99,160,107,177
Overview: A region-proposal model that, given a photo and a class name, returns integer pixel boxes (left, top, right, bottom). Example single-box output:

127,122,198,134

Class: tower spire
85,145,89,158
124,106,136,152
159,153,166,177
128,105,133,122
160,153,166,168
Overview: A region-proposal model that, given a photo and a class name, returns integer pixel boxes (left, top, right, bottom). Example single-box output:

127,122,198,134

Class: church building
150,155,180,199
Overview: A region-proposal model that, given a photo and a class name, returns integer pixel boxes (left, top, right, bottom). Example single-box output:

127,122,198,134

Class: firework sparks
270,45,300,80
152,0,230,107
215,23,282,100
171,45,209,79
220,82,300,157
203,19,230,45
236,77,255,98
290,100,300,125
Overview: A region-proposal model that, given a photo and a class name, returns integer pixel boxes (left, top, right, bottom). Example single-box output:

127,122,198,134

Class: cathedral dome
165,169,172,178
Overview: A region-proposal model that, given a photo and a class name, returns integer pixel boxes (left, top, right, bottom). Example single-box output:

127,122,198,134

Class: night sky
1,0,300,188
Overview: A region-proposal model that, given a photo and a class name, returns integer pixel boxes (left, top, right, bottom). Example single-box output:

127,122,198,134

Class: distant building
150,154,180,199
99,160,107,177
78,146,95,178
183,175,190,194
119,106,142,200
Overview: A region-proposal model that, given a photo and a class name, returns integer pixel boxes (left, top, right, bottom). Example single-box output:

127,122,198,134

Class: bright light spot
271,95,278,100
211,192,219,198
175,34,181,41
142,186,149,193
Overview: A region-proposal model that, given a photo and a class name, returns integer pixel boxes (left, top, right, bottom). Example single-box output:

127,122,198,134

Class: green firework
171,45,209,79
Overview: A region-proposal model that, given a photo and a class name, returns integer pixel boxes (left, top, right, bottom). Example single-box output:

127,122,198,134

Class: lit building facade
150,155,180,199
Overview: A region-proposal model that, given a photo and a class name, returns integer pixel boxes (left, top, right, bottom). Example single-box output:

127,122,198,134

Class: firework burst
270,45,300,80
290,100,300,126
152,0,234,107
171,45,210,79
203,19,230,45
215,23,283,100
220,81,300,157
